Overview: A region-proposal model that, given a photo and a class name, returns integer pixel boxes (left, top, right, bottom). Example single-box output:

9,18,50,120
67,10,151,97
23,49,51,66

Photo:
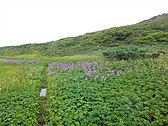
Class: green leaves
103,45,163,60
46,58,168,125
0,63,43,126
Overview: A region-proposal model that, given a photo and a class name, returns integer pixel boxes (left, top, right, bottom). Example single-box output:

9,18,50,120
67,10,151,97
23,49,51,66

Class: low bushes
103,46,162,60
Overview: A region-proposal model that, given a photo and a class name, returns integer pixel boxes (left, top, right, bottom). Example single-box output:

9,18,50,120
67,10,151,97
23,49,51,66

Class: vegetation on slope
0,13,168,126
0,13,168,57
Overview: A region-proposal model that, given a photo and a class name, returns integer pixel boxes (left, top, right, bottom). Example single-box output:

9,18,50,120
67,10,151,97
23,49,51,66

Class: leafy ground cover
0,61,44,125
46,58,168,125
0,46,168,126
0,13,168,126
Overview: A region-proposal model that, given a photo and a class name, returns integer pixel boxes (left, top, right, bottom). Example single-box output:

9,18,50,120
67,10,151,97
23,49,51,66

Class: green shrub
103,46,160,60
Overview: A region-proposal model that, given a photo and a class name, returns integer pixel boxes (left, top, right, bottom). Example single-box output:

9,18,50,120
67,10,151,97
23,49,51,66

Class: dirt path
37,65,48,126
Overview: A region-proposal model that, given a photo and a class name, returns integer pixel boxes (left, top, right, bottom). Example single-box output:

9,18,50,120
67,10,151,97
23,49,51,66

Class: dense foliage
0,13,168,126
102,46,163,60
0,61,44,125
46,58,168,125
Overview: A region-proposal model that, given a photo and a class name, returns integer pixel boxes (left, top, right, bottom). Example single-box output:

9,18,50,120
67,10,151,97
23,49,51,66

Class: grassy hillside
1,13,168,126
0,13,168,57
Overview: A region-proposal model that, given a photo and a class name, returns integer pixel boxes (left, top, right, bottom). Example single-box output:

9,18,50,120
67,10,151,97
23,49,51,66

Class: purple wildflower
117,70,122,76
117,73,121,76
87,72,91,77
3,59,21,64
94,75,99,81
101,76,106,81
48,64,54,68
128,69,132,73
110,70,115,76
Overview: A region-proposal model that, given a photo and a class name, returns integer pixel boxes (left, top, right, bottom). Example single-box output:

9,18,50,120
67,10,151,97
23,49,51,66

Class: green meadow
0,14,168,125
